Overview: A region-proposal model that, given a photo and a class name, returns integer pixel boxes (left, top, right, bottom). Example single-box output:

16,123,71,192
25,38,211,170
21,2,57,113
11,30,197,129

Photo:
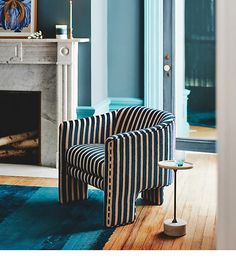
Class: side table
158,160,193,237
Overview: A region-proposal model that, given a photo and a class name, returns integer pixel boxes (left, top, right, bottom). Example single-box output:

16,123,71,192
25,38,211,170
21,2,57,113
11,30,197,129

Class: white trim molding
144,0,163,110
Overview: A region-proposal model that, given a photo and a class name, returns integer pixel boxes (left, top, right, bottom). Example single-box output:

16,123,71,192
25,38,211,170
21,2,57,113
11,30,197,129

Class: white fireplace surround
0,38,89,167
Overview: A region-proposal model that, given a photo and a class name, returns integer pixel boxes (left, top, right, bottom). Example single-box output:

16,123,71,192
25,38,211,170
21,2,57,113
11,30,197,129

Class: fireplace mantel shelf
0,38,88,167
0,38,89,65
0,38,90,43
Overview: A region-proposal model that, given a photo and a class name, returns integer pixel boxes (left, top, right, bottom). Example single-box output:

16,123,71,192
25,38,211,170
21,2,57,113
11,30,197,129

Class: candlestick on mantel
69,0,73,39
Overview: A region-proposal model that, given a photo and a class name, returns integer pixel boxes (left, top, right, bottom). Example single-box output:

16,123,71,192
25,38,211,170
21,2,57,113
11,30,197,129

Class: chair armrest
60,111,116,146
59,111,116,203
104,120,175,194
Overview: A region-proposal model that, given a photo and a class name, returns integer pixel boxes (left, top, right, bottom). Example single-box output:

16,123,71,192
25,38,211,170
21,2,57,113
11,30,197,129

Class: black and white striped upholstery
66,144,105,178
59,106,175,227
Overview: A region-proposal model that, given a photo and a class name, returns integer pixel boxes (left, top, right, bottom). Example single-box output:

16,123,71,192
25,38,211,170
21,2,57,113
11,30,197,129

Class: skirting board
109,97,144,112
76,106,95,119
76,98,110,119
77,98,144,118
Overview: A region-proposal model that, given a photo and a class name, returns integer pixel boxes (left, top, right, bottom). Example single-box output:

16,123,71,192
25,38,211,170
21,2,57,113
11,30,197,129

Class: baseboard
76,106,95,119
109,97,144,112
77,98,144,118
76,99,110,119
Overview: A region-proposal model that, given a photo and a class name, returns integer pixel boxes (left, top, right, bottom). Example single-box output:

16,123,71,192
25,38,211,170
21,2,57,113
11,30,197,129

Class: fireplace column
57,41,78,123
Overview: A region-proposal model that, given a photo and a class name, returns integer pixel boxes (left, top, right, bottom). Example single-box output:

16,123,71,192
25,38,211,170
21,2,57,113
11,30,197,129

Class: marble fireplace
0,38,89,167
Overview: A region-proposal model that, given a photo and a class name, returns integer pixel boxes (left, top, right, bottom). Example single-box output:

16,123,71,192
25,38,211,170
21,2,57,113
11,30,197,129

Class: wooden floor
190,126,217,140
0,175,57,187
0,152,217,250
104,152,217,250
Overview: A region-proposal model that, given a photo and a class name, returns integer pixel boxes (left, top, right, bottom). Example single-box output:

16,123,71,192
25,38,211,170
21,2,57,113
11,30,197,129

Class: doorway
145,0,217,153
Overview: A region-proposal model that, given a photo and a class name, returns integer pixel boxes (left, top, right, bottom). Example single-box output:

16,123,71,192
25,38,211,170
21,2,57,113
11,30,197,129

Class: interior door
163,0,216,153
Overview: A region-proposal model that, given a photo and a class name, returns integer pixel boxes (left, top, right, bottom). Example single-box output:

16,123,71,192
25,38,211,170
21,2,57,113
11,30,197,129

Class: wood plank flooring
189,126,217,140
0,152,217,250
104,153,217,250
0,175,57,187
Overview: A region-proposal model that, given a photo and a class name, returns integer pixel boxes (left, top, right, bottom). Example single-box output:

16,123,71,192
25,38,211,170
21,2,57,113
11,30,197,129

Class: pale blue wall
108,0,144,99
37,0,91,106
37,0,144,107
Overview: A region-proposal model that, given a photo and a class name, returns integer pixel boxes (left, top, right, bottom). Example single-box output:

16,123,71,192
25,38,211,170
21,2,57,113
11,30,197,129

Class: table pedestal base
164,219,187,237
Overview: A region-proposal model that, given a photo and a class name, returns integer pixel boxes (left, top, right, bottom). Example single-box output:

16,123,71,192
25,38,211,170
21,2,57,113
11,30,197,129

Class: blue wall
37,0,91,38
108,0,144,99
37,0,91,106
37,0,144,109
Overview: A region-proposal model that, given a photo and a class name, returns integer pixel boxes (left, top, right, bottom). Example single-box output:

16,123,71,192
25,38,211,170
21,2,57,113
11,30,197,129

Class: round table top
158,160,193,170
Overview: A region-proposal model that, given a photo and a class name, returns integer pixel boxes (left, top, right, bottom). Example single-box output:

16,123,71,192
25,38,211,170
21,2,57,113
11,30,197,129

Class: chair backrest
114,106,175,134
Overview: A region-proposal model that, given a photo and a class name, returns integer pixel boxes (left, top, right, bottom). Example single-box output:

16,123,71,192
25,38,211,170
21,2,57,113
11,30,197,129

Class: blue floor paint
0,185,115,250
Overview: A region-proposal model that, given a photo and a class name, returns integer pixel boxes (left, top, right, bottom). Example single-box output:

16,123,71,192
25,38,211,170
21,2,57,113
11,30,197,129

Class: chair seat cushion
66,144,105,178
67,165,104,190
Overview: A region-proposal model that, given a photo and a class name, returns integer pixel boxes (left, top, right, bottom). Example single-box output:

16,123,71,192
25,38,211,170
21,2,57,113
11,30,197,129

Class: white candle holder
69,0,73,39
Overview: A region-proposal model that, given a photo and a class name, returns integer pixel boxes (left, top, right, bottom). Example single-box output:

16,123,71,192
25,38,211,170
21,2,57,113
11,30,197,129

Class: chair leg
59,174,88,204
104,190,137,228
141,187,164,205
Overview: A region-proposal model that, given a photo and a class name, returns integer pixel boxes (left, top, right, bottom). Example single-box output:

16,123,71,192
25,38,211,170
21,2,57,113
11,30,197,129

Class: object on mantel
56,25,68,39
69,0,73,39
27,31,43,40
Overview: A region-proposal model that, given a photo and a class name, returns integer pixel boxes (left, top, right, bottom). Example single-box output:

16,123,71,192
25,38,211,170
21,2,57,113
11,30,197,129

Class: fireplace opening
0,91,41,165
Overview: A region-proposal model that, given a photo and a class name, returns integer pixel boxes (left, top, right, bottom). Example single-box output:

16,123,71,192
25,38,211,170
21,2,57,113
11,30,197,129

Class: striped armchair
59,106,175,227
